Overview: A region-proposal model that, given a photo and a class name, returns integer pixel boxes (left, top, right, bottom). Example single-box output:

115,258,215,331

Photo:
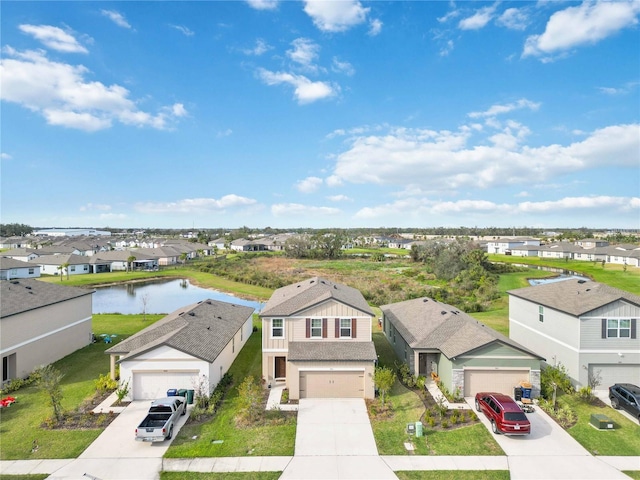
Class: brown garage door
464,369,530,397
300,371,364,398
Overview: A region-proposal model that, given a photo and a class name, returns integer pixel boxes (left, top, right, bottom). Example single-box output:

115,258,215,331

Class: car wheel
166,426,173,440
491,420,499,434
611,397,620,409
475,399,480,412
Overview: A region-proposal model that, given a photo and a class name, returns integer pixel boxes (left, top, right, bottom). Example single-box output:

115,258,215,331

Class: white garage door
464,369,530,397
132,371,199,400
300,371,364,398
589,364,640,389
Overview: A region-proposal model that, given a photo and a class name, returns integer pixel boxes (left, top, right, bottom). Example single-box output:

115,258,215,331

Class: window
311,318,322,338
28,268,34,274
271,319,284,338
538,306,544,323
607,319,631,338
70,266,76,272
340,318,352,338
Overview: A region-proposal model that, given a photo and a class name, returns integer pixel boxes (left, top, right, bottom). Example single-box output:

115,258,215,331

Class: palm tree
127,255,136,273
179,252,188,265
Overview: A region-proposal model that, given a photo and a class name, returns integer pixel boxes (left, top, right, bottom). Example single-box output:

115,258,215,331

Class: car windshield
504,412,528,421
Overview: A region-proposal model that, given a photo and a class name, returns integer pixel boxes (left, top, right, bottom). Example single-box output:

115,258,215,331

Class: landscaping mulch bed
40,390,121,430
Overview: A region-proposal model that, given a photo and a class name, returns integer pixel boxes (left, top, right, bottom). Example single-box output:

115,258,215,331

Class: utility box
406,422,415,436
590,414,614,430
415,421,423,437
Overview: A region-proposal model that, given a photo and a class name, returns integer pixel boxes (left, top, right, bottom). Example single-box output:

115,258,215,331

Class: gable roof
508,279,640,317
260,276,374,317
381,297,541,360
106,299,255,363
0,257,37,270
28,253,89,266
1,278,94,318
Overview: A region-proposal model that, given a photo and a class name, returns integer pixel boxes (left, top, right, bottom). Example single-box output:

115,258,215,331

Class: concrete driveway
46,400,191,480
467,398,630,479
280,398,398,480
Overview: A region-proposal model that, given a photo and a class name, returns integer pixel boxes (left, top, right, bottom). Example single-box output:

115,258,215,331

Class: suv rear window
504,412,527,421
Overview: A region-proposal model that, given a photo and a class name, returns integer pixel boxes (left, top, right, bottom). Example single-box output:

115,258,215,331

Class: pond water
528,274,590,286
92,278,264,314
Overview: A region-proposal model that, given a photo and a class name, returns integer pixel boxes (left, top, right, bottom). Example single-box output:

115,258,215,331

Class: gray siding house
381,297,543,398
508,279,640,390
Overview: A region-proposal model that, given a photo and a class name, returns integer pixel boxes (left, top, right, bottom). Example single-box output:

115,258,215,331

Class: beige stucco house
1,278,93,382
106,299,255,400
260,277,377,400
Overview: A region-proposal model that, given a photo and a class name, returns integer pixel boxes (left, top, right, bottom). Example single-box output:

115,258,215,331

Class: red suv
475,392,531,435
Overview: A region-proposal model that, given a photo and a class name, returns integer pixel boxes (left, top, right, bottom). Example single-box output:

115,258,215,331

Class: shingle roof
1,278,94,318
106,299,255,363
0,257,35,270
28,254,89,266
381,297,541,360
260,277,374,317
288,341,377,362
508,279,640,316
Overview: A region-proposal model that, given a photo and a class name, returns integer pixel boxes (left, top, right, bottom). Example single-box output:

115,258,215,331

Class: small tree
236,375,263,424
140,293,150,321
127,255,136,273
34,364,65,422
374,366,395,407
179,252,188,265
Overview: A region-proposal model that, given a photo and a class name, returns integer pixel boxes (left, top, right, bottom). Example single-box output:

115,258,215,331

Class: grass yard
0,475,49,480
0,314,162,460
161,473,281,480
165,318,296,458
396,472,510,480
555,393,640,456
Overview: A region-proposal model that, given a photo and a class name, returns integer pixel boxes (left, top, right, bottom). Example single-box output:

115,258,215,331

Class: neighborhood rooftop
0,278,94,318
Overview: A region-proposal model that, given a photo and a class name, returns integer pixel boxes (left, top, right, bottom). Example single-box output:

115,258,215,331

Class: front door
275,356,286,379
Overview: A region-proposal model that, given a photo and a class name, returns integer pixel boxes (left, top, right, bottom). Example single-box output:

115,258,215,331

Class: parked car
135,396,186,442
609,383,640,422
475,392,531,435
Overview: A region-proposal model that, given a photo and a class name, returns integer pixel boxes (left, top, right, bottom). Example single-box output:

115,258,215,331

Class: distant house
29,254,92,276
89,250,158,272
381,297,543,397
1,248,39,263
508,279,640,389
1,279,93,381
0,257,40,280
486,238,541,255
260,277,377,400
106,299,255,400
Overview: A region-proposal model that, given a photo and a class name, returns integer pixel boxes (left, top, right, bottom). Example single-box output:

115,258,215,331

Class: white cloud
523,1,640,59
327,194,352,202
1,152,12,160
243,39,271,56
271,203,341,217
468,98,541,118
458,4,498,30
170,25,194,36
79,203,111,212
217,128,233,138
136,195,258,214
328,122,640,193
246,0,279,11
101,10,132,29
332,57,355,76
368,19,383,36
0,47,186,131
19,25,88,53
518,196,639,213
287,38,320,69
439,40,454,57
303,0,369,32
438,9,460,23
257,68,337,104
598,81,639,95
296,176,323,193
497,8,529,31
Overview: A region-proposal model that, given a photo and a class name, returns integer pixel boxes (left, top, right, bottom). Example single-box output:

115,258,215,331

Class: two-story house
260,277,377,400
508,279,639,389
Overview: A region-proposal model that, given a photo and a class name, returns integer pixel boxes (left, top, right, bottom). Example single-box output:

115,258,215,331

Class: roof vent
441,311,447,315
188,312,195,316
585,288,591,292
423,298,429,302
578,279,586,284
333,285,337,289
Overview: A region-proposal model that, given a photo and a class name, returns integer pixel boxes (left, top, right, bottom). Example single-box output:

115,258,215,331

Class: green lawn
0,314,162,460
165,318,296,458
161,473,281,480
397,472,510,480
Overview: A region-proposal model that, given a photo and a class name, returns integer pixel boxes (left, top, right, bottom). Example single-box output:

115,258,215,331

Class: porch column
110,355,117,380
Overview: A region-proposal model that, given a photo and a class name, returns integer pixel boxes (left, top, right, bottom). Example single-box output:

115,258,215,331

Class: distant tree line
0,223,34,237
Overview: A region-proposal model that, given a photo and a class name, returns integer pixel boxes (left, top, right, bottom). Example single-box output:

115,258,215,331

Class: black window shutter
631,319,637,339
601,319,607,339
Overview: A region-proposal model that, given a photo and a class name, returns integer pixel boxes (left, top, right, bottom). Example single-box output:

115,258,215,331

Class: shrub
95,373,117,395
115,378,130,404
577,385,593,402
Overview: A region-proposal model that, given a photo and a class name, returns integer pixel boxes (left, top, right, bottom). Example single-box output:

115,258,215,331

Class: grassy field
396,472,510,480
0,314,162,460
161,473,281,480
165,318,297,458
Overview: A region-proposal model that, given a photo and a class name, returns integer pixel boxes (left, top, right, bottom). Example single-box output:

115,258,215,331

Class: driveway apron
46,400,191,480
467,398,630,480
280,398,398,480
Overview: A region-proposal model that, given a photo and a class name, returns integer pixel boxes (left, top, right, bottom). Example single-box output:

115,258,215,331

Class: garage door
132,371,199,400
589,364,640,389
300,371,364,398
464,369,530,397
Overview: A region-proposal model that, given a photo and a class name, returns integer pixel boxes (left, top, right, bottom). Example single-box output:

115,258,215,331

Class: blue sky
1,1,639,230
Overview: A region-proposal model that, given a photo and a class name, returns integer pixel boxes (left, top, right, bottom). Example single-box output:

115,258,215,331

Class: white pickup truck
135,396,186,442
